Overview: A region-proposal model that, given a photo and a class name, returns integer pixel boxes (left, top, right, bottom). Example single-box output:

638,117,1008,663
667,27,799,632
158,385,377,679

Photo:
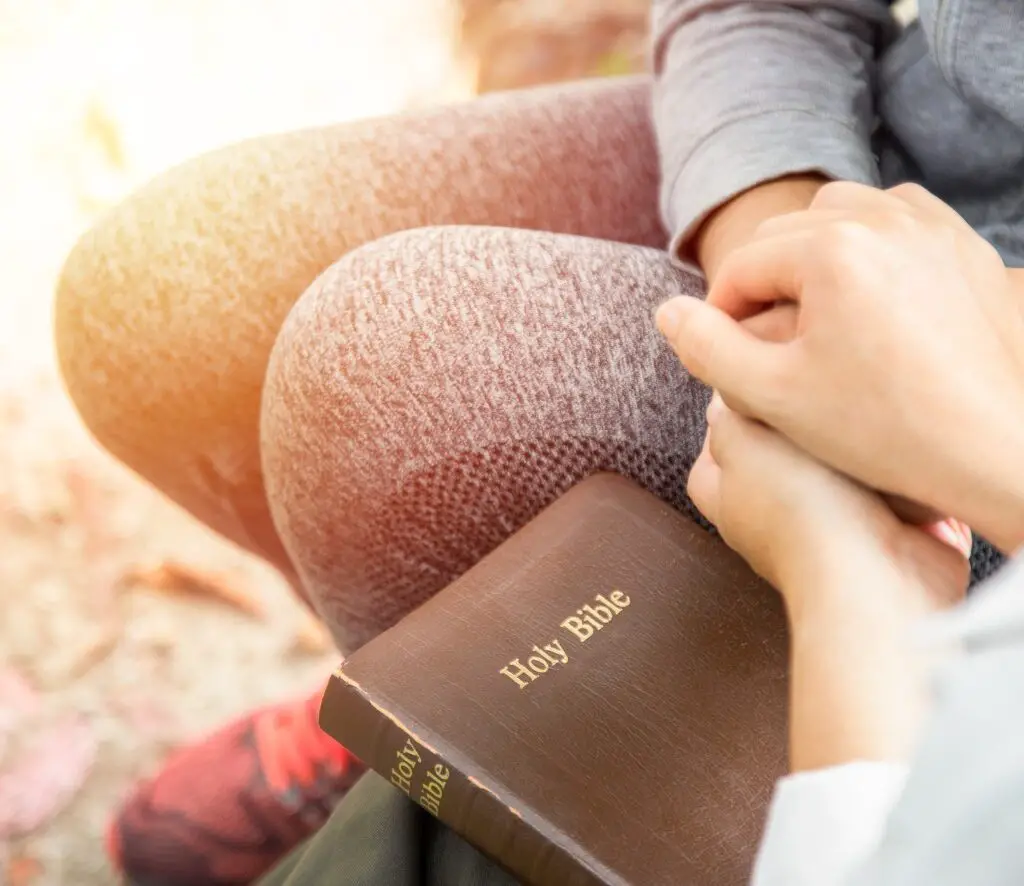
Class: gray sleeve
651,0,896,257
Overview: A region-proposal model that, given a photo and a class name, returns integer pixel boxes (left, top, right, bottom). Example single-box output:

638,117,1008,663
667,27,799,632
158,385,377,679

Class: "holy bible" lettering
389,736,451,815
499,590,631,689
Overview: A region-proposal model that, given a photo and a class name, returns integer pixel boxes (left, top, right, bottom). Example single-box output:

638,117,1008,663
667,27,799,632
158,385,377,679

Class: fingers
712,183,970,322
884,494,945,527
753,209,849,241
885,183,975,231
740,301,799,343
814,180,974,232
899,530,971,609
923,518,973,559
686,442,720,526
705,396,780,469
810,180,891,212
655,296,788,419
706,232,812,320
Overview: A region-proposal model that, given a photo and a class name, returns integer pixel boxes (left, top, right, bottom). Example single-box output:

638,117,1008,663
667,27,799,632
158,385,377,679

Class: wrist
788,600,929,770
777,531,941,629
693,174,827,282
786,569,927,634
783,551,937,771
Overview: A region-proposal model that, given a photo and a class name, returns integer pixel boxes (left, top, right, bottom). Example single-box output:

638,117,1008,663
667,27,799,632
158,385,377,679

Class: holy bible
319,472,789,886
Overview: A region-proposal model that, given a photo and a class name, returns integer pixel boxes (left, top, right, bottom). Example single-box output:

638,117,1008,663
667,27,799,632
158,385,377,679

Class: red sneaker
107,688,363,885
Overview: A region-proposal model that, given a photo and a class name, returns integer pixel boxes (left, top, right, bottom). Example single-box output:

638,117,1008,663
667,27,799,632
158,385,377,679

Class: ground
0,1,655,882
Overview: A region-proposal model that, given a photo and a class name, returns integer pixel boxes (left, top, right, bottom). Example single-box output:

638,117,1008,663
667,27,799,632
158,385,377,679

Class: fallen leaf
121,561,263,619
82,99,126,169
63,624,121,681
0,714,97,838
4,853,43,886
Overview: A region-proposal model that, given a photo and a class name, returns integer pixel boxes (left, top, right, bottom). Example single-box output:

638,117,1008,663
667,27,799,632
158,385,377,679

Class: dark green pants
258,774,519,886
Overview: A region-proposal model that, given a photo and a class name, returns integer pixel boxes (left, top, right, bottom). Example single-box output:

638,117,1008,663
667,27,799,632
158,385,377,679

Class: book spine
319,672,604,886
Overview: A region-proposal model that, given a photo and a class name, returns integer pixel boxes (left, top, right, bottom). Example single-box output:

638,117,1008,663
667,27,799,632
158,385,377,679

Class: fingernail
707,392,724,424
928,519,973,558
655,298,685,338
935,522,960,549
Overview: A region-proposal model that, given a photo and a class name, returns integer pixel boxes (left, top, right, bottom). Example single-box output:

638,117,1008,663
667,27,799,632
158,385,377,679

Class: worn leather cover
320,472,789,886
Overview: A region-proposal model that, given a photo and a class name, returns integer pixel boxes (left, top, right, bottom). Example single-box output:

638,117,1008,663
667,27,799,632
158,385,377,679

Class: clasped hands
657,181,1024,622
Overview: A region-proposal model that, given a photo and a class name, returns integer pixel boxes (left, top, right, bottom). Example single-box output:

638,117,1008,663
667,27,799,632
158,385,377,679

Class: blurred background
0,1,646,882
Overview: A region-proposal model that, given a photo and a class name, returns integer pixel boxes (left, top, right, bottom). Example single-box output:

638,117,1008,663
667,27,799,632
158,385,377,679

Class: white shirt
750,555,1024,886
752,762,910,886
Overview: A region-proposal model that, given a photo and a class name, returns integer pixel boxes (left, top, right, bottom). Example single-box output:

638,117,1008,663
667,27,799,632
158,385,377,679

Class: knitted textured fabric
261,225,711,653
262,223,1004,653
339,439,707,648
970,537,1006,586
57,76,1007,657
331,439,1003,648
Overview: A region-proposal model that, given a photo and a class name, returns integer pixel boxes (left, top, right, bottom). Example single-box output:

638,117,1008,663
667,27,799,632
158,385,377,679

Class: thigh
261,225,707,651
54,75,662,571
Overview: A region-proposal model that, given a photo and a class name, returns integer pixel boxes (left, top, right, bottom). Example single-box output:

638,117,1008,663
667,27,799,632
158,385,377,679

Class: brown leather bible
319,472,789,886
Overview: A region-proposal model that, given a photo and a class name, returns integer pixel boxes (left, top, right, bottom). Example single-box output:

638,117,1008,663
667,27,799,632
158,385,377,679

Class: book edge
332,667,625,886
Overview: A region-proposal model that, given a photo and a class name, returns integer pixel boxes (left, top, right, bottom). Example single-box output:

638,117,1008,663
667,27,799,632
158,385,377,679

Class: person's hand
692,175,825,282
690,396,970,770
658,181,1024,552
690,394,970,616
741,292,946,531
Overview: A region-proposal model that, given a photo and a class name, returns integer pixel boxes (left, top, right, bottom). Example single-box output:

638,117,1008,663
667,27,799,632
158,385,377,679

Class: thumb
655,296,786,419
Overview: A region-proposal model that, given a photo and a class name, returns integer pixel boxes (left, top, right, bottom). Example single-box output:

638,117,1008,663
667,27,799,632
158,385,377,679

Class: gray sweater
652,0,1024,266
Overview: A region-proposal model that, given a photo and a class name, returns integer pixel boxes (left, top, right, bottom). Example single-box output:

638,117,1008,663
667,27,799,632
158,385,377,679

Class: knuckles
815,219,877,267
705,406,736,463
750,360,798,427
811,180,929,241
809,180,875,210
887,181,932,204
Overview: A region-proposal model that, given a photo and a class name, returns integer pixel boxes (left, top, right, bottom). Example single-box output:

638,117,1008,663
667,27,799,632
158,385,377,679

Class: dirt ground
0,2,466,883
